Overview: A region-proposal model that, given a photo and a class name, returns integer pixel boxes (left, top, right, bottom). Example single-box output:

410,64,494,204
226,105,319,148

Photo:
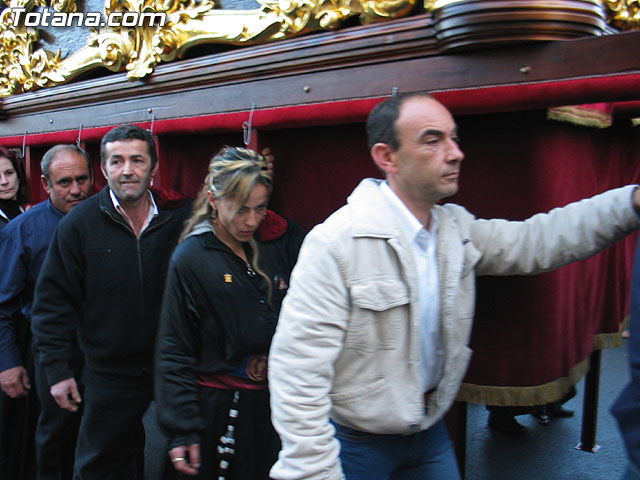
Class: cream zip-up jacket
269,179,640,480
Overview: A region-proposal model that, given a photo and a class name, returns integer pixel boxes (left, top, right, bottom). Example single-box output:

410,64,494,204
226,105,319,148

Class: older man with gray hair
0,144,92,480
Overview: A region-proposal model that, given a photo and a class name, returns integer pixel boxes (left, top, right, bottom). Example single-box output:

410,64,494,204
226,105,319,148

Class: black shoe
551,406,574,418
488,412,528,435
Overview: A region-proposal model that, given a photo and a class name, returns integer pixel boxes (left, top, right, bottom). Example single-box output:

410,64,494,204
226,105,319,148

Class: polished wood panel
0,16,638,138
433,0,609,51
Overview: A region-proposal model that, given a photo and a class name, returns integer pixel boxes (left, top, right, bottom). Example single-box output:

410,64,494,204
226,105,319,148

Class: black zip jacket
154,220,305,446
31,187,191,386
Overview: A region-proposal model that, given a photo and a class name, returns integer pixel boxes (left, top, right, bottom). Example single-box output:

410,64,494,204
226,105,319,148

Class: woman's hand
169,443,201,476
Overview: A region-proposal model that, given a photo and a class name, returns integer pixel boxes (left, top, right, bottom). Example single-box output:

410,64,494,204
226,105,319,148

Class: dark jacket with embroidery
154,218,304,446
31,187,192,386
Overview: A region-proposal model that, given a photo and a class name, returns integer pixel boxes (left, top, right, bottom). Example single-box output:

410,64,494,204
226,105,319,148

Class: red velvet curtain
8,106,639,406
259,109,640,406
159,109,638,407
452,110,640,405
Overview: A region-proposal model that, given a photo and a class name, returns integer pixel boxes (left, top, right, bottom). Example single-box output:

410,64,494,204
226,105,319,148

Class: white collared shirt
380,181,444,393
109,189,158,237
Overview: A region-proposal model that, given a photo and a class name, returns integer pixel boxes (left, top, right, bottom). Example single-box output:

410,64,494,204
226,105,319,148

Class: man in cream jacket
268,92,640,480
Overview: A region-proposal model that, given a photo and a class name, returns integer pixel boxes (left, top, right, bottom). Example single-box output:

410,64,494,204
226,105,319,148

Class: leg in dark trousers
34,358,82,480
1,322,38,480
73,367,153,480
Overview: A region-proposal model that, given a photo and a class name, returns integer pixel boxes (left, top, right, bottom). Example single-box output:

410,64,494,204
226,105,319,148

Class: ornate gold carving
0,1,68,96
0,0,635,97
152,0,419,66
50,0,78,13
603,0,640,30
426,0,461,9
0,0,420,96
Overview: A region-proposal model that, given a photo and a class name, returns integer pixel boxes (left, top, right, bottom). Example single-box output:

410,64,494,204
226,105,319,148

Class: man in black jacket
31,125,192,480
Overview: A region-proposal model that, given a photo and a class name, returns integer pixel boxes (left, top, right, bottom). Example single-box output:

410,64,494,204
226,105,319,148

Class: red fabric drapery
453,110,640,405
2,78,638,406
2,71,639,148
260,109,639,406
151,110,639,408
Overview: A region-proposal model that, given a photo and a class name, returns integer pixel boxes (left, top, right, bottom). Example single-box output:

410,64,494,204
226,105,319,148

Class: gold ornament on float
603,0,640,29
0,0,419,95
0,0,635,97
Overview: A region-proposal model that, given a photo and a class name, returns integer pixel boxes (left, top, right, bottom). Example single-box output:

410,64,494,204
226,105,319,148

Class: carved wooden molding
0,0,638,97
432,0,610,52
0,19,638,139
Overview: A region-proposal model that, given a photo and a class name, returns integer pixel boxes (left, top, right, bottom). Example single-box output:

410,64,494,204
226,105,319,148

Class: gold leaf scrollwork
423,0,461,11
2,0,422,95
603,0,640,30
49,0,78,13
0,3,66,96
2,0,634,97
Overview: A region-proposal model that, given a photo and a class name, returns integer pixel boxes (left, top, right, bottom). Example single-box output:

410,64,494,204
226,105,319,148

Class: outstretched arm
468,185,640,276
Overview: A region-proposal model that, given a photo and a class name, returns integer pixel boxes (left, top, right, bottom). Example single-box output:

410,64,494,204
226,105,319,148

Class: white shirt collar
109,189,158,235
379,181,438,244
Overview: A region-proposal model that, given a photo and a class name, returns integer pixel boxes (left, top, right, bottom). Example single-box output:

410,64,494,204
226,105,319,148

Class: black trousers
0,322,37,480
34,357,82,480
73,367,151,480
0,389,38,480
165,387,280,480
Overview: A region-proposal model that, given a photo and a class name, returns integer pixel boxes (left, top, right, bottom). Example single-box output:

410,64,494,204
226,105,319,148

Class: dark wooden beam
0,15,639,137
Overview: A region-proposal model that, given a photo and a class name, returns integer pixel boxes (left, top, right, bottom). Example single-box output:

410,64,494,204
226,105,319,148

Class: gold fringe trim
547,105,613,128
457,316,630,406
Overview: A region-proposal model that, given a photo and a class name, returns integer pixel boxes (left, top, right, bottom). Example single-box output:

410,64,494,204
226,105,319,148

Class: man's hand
0,365,30,398
50,377,82,412
169,444,201,476
633,187,640,215
261,147,275,179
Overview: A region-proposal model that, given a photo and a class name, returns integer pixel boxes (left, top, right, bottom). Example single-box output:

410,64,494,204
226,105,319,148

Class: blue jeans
334,419,460,480
623,462,640,480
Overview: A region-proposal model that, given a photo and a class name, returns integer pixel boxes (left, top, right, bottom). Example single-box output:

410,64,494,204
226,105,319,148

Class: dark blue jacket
31,187,191,386
612,235,640,470
0,200,64,372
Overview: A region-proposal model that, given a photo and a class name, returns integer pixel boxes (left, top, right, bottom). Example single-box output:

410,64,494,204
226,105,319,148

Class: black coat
154,220,305,446
31,187,192,386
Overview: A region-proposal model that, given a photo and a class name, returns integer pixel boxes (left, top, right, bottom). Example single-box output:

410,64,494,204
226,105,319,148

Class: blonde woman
155,146,304,479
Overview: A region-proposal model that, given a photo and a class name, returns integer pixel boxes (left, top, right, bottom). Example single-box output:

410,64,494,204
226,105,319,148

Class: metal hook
22,130,27,158
77,124,83,147
392,86,399,97
242,103,256,146
149,114,156,135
